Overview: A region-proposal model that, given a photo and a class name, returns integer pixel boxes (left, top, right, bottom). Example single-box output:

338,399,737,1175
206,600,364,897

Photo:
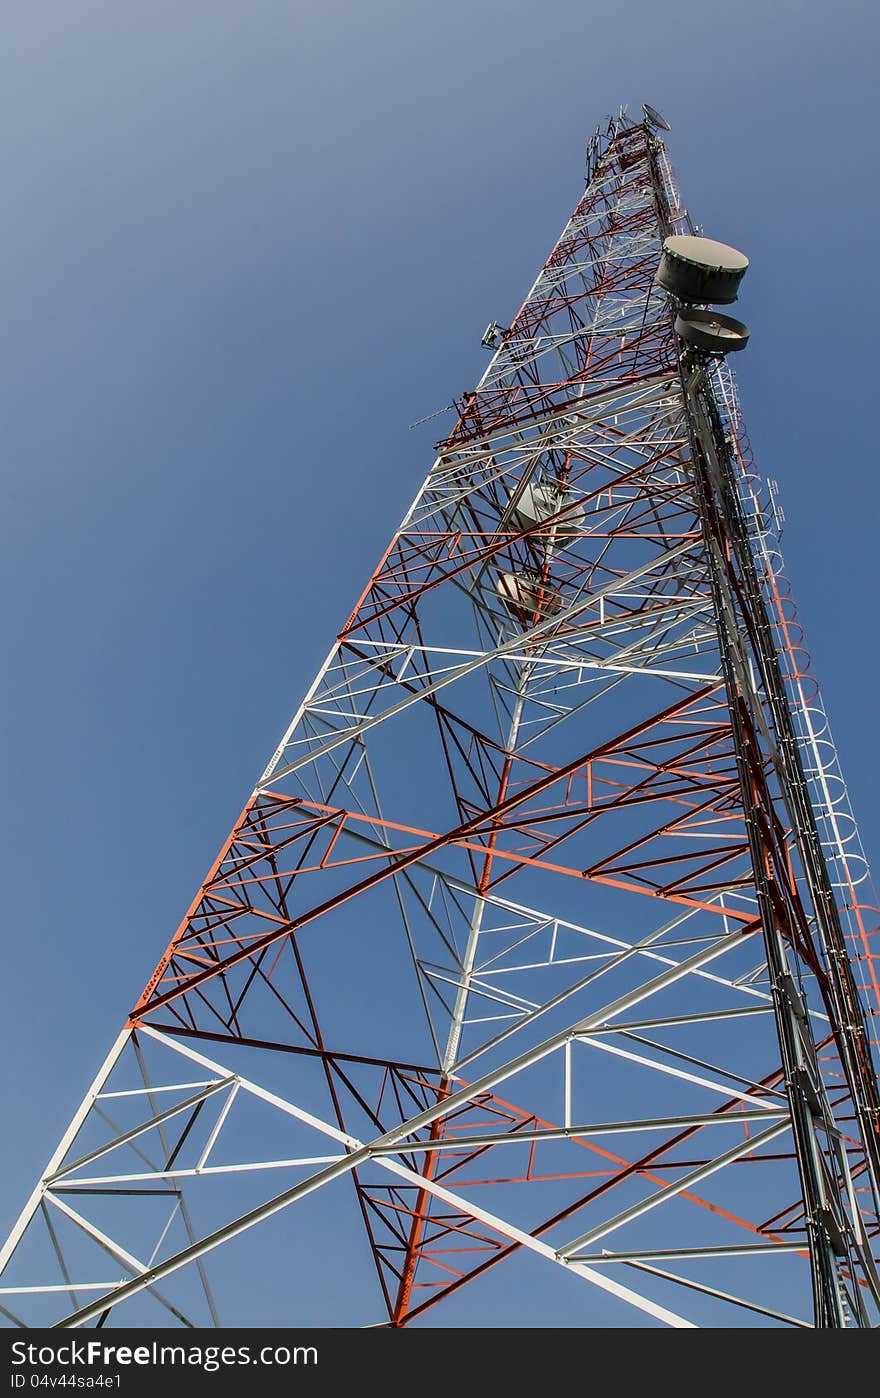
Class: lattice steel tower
3,107,880,1330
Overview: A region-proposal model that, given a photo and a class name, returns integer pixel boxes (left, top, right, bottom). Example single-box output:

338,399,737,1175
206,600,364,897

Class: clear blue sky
1,0,878,1326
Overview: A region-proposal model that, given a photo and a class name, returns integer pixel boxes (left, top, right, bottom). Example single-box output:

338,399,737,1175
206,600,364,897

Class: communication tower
2,105,878,1329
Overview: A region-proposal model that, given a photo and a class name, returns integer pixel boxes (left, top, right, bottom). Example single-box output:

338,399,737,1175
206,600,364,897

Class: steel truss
3,113,879,1330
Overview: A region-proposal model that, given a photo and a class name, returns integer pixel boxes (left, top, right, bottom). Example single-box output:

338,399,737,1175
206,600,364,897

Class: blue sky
1,0,878,1326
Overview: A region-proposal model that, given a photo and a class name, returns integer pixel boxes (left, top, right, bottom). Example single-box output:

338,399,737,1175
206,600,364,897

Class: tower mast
2,109,878,1329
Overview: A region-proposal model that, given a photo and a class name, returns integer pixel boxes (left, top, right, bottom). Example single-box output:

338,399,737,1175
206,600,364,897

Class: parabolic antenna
674,308,750,354
509,479,584,540
655,234,749,304
643,103,671,132
497,570,563,622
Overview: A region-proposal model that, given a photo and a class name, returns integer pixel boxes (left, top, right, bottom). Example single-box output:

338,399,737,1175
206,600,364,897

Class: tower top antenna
643,101,671,131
